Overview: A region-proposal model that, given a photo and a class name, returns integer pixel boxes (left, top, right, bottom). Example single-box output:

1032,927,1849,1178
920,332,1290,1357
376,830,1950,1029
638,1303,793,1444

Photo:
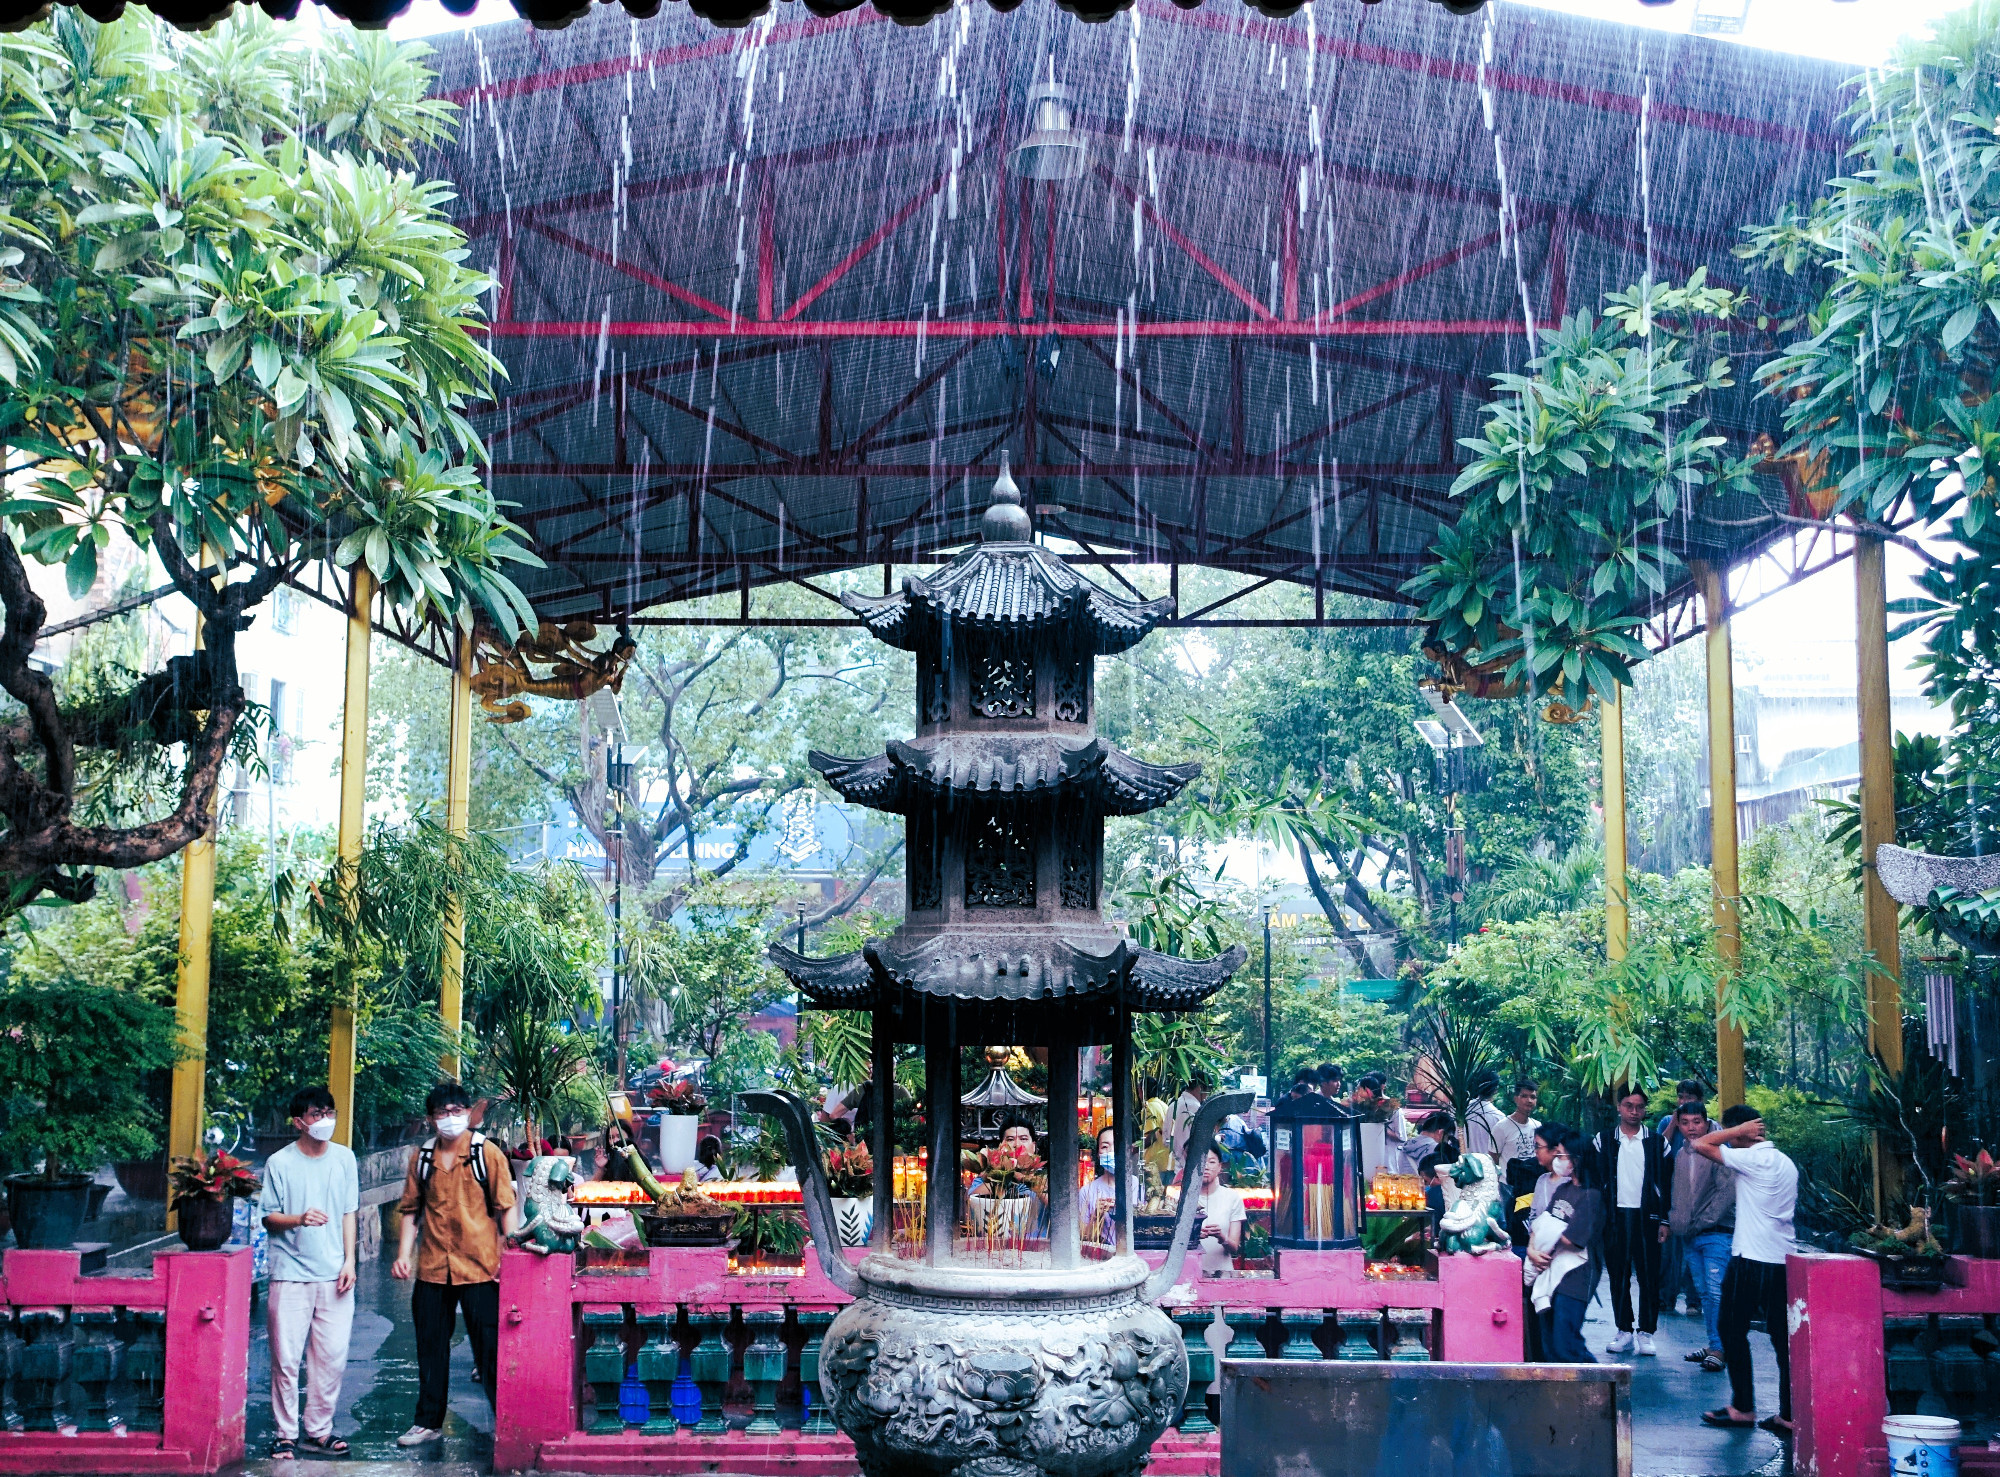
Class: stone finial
981,453,1033,543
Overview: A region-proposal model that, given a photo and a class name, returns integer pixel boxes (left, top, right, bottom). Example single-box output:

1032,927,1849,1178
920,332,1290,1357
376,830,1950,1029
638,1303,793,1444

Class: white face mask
1551,1155,1573,1181
434,1114,471,1140
306,1118,337,1142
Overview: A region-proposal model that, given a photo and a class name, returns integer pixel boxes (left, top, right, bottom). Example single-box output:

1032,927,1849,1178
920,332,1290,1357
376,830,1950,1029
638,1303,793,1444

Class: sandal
299,1435,350,1457
1759,1417,1795,1438
270,1439,297,1460
1702,1352,1725,1373
1701,1409,1757,1429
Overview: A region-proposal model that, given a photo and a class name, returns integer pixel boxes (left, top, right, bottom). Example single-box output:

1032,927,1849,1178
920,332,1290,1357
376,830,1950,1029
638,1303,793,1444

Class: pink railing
492,1245,1524,1475
1790,1252,2000,1477
0,1247,252,1475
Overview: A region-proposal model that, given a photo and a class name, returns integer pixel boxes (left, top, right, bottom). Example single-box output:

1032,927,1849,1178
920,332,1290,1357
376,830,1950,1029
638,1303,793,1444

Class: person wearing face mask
392,1082,520,1449
1523,1126,1602,1364
258,1085,359,1460
1077,1125,1140,1247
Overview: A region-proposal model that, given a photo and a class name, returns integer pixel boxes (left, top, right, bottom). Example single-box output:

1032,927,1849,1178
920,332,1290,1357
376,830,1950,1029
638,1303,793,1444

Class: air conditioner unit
1736,733,1754,755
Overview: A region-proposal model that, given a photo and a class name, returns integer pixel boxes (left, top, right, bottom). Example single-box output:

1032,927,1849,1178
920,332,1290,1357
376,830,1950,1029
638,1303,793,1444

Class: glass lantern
1268,1094,1362,1249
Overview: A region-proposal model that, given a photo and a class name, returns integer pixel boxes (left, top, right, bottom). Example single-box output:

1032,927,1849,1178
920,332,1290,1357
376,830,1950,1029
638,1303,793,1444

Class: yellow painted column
327,567,374,1149
167,552,221,1231
1856,537,1905,1073
1700,563,1745,1110
439,628,474,1079
1602,685,1629,964
1856,537,1905,1217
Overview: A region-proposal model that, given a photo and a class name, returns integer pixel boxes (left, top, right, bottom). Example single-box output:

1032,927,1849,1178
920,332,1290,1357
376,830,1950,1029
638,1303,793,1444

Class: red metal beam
530,220,731,322
482,318,1539,340
1096,165,1272,323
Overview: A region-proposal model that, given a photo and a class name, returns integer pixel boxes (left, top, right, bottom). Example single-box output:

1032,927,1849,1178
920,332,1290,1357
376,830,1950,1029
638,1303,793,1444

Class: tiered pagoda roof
769,467,1244,1025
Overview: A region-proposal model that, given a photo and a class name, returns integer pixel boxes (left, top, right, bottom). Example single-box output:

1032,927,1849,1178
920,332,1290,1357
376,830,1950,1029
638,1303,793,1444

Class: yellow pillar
167,553,221,1231
1857,538,1905,1216
1700,563,1745,1110
1856,538,1904,1071
439,629,474,1079
1602,685,1629,964
327,567,374,1149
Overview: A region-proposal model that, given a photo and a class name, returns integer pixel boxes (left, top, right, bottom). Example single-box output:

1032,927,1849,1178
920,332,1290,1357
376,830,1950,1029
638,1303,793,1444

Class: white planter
830,1196,873,1247
659,1115,700,1175
966,1194,1036,1242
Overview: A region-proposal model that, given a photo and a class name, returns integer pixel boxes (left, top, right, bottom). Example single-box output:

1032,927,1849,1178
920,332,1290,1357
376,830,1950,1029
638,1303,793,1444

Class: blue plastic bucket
1885,1415,1961,1477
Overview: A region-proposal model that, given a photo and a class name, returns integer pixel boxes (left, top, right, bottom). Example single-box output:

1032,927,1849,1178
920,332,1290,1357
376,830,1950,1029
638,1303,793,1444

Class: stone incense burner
749,463,1246,1477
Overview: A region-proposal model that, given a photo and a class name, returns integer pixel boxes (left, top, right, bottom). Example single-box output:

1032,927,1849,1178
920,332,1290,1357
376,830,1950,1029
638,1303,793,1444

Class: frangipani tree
0,15,535,910
1403,274,1760,717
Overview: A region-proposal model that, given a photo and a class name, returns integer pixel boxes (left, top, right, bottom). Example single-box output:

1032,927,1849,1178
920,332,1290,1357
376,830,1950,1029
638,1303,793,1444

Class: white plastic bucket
1885,1415,1961,1477
659,1114,700,1175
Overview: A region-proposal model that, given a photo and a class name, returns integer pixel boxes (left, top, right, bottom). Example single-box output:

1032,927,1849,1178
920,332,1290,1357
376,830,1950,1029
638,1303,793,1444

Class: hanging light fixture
1009,81,1088,182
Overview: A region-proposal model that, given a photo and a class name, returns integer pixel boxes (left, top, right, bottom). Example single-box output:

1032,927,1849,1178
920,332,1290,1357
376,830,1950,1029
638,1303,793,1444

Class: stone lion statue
1437,1151,1511,1255
509,1155,586,1255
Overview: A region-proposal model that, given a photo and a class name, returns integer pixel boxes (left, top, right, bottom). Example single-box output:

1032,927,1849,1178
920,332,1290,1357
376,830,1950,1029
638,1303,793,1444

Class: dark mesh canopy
418,2,1851,629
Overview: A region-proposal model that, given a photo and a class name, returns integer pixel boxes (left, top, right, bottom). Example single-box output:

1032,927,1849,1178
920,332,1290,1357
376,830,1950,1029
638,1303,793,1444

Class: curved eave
867,935,1131,1002
767,942,879,1008
809,740,1198,815
1127,943,1246,1012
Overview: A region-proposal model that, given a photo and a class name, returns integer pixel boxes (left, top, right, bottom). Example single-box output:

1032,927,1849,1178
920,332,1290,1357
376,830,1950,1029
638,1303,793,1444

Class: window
964,808,1035,909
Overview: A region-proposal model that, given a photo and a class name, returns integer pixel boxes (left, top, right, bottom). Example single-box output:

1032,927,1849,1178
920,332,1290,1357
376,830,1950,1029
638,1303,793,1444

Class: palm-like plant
1478,843,1603,923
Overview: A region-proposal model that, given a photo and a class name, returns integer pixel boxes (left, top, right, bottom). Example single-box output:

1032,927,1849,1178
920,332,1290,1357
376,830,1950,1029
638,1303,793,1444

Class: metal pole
1699,563,1744,1110
328,566,374,1147
1047,1024,1078,1269
167,550,220,1230
1602,684,1629,963
611,737,625,1091
440,628,473,1079
1261,906,1273,1095
1856,536,1905,1216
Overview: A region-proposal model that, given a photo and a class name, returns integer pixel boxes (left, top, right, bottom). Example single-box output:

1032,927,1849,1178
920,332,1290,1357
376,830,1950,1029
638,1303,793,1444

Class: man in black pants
1586,1086,1668,1357
391,1082,520,1448
1692,1105,1799,1437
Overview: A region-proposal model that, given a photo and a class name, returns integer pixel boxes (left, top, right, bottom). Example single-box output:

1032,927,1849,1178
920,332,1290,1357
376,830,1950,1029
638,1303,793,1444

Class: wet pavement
236,1258,489,1477
221,1254,1786,1477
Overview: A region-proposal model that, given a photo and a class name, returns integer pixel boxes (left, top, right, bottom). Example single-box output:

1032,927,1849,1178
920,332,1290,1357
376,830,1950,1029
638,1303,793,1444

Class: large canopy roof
421,0,1854,636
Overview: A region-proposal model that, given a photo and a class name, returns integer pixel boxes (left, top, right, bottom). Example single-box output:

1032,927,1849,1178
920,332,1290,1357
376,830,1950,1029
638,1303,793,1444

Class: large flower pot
174,1195,235,1252
114,1157,170,1203
5,1175,94,1249
1956,1204,2000,1258
659,1115,700,1176
830,1196,873,1248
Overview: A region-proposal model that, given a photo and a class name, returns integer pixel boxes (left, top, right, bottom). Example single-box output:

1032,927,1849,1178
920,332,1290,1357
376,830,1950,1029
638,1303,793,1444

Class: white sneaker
1636,1332,1658,1356
396,1425,443,1448
1607,1330,1634,1354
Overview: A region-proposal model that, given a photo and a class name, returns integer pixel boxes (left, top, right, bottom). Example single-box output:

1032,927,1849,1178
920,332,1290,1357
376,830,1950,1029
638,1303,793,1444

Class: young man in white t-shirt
1691,1104,1798,1436
259,1085,360,1460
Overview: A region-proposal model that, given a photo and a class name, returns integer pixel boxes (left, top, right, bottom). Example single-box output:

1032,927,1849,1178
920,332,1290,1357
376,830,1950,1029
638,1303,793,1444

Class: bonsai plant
0,981,180,1248
1945,1151,2000,1258
168,1152,261,1251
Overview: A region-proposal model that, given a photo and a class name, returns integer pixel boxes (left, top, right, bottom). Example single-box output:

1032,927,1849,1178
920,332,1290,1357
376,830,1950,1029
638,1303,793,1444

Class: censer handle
1143,1090,1254,1302
739,1089,863,1295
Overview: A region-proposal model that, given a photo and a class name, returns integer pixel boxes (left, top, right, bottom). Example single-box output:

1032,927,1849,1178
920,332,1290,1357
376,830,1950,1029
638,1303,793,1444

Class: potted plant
169,1152,262,1251
0,981,181,1249
648,1077,707,1176
825,1142,875,1247
730,1207,807,1273
1850,1208,1950,1290
1945,1151,2000,1257
965,1143,1045,1255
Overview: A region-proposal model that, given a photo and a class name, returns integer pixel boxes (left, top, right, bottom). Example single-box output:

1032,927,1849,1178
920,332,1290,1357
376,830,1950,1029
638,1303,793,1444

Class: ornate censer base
817,1255,1187,1477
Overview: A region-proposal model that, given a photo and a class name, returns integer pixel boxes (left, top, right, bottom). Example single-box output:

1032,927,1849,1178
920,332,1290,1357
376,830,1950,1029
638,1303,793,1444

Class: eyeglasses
299,1107,336,1123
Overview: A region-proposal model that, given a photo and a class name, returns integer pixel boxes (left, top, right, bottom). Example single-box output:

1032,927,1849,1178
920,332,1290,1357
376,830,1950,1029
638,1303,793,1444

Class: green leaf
64,534,95,599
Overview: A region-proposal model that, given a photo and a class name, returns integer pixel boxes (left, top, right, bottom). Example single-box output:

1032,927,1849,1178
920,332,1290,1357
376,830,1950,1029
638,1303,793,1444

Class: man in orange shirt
391,1082,520,1448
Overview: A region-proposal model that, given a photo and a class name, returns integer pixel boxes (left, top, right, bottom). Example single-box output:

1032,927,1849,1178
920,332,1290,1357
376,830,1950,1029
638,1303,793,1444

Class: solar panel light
1009,81,1088,183
1416,686,1484,749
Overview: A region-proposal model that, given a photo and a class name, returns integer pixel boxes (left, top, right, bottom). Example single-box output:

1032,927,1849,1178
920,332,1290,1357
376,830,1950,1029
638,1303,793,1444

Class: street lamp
1415,689,1484,950
1261,905,1273,1099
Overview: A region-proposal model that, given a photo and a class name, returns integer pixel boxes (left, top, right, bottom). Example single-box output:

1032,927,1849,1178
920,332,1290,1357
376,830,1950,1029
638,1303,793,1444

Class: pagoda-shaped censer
746,461,1246,1477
